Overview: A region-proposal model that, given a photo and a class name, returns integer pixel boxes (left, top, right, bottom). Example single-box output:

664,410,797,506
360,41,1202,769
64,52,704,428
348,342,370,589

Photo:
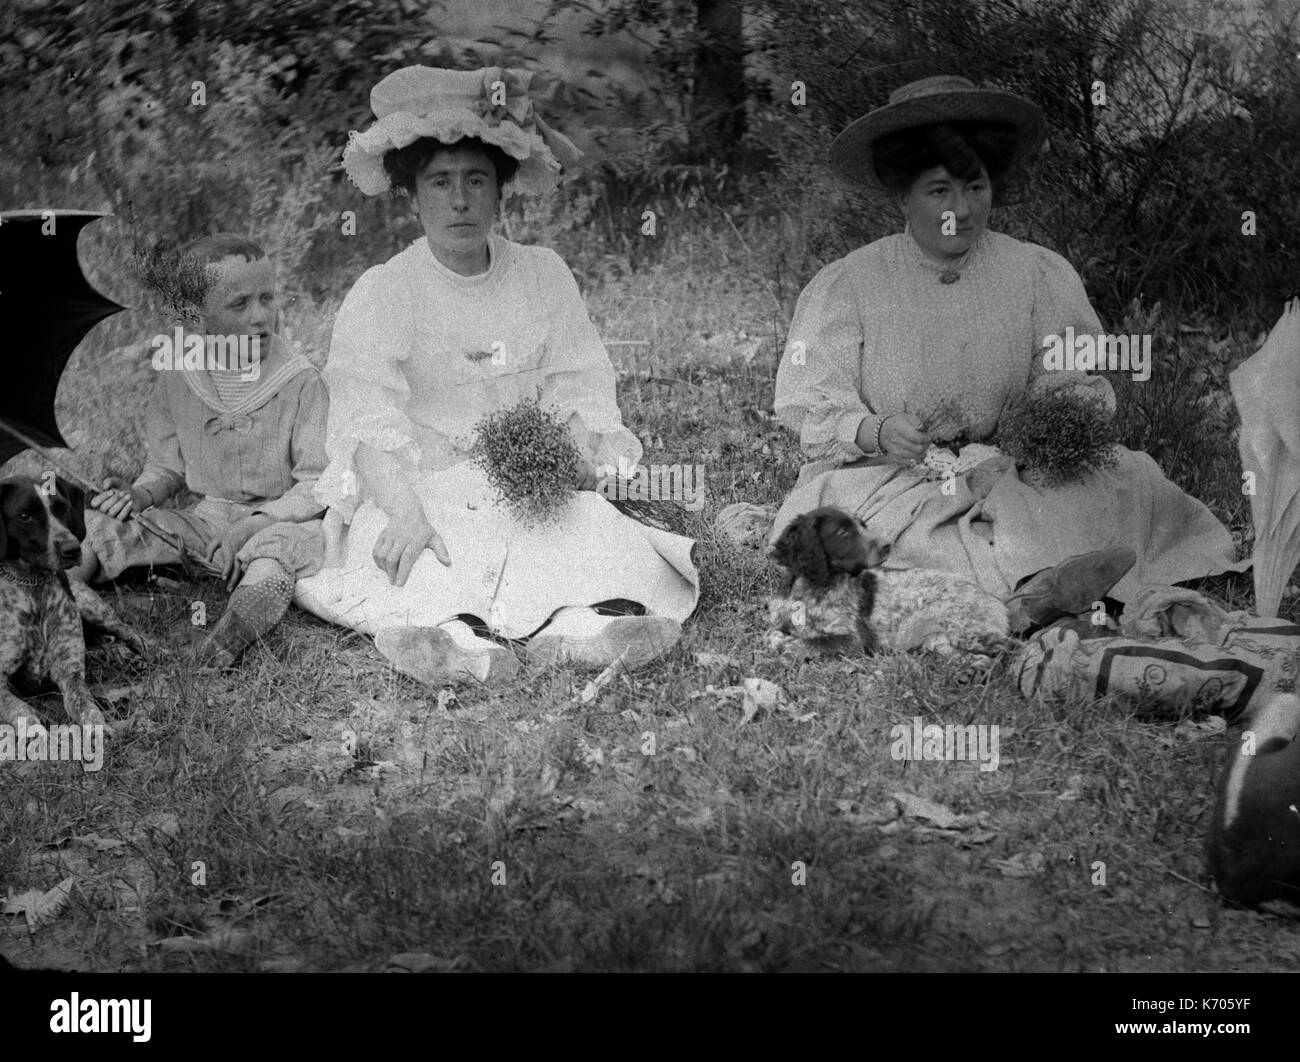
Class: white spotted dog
0,476,146,731
769,506,1011,673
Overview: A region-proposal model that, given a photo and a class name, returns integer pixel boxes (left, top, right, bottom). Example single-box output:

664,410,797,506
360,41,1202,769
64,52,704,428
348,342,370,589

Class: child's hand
218,514,277,590
90,479,150,522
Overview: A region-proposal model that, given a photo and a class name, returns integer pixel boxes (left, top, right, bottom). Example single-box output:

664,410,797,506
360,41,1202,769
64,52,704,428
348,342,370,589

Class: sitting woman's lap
295,465,699,638
771,447,1239,603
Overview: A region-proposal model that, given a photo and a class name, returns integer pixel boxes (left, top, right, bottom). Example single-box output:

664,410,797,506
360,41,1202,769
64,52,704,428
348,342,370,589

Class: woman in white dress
772,76,1241,631
294,66,698,683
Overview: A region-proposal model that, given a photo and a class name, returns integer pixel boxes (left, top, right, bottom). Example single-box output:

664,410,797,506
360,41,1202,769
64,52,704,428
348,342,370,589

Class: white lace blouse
316,233,641,519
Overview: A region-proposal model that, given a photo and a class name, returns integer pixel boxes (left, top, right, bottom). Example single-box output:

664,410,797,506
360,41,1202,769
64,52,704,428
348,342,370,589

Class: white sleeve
316,263,424,520
535,249,643,475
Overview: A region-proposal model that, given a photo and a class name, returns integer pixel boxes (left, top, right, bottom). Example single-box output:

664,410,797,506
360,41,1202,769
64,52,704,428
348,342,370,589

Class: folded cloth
1014,584,1300,720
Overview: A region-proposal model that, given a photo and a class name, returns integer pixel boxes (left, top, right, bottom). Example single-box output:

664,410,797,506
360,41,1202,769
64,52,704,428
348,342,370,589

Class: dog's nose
58,543,82,566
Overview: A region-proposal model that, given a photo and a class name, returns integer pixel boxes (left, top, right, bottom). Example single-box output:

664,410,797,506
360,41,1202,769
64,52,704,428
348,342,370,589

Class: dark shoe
195,609,260,668
1006,547,1137,635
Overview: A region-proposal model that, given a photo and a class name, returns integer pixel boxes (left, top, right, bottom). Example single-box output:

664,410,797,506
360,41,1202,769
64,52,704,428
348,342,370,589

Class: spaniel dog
768,507,1011,669
767,507,886,656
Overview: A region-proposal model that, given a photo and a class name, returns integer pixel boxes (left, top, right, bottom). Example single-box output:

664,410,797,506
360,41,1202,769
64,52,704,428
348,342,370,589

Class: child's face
201,256,277,340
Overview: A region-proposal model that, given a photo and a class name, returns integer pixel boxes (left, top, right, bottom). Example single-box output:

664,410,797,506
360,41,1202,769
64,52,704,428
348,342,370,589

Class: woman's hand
90,478,150,522
575,456,598,491
879,413,931,464
374,499,451,588
218,513,277,590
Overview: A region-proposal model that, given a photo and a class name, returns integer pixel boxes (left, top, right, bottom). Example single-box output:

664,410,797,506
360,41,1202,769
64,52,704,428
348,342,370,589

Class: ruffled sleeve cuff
314,425,422,522
783,401,874,464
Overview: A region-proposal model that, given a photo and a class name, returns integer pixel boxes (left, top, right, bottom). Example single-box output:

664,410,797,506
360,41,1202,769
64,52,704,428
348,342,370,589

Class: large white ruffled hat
342,65,583,197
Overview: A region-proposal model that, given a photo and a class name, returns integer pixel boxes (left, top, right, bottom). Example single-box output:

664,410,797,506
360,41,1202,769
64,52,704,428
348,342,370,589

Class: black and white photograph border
2,0,1300,995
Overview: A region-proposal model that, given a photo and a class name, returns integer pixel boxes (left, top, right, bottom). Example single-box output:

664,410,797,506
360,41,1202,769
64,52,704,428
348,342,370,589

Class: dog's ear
770,517,801,570
0,479,14,557
54,476,87,541
773,514,824,580
806,514,834,585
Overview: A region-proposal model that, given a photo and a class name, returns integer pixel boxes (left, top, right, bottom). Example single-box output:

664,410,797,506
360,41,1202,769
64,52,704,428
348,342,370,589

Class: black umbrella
0,210,125,463
0,209,218,575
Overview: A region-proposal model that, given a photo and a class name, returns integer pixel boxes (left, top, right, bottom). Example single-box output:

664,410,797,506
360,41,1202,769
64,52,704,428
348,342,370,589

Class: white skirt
294,463,699,638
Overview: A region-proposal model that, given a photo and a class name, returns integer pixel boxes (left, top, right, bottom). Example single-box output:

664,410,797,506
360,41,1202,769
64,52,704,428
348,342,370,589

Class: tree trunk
690,0,747,163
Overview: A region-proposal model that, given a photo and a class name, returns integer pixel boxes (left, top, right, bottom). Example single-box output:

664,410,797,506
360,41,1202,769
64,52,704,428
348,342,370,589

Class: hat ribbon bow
473,67,583,171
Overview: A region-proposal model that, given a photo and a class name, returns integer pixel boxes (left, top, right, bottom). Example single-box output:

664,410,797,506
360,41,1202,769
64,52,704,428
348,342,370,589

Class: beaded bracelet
873,414,890,455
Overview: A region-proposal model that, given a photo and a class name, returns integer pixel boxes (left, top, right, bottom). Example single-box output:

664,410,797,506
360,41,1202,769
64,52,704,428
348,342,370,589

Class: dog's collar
0,563,54,586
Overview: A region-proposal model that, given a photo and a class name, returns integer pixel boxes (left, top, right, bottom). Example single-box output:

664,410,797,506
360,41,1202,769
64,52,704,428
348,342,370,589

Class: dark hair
137,233,266,319
382,136,521,196
181,232,267,266
872,122,1021,201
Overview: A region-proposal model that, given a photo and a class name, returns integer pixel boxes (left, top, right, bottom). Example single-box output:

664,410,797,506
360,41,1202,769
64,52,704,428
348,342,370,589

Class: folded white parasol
1229,297,1300,617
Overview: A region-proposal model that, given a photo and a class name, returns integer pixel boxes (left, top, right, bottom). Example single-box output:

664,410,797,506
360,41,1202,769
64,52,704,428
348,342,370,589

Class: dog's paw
76,704,109,730
1,706,45,731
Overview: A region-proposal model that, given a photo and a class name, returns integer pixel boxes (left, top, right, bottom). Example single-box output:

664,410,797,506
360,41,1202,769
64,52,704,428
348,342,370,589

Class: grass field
3,207,1300,972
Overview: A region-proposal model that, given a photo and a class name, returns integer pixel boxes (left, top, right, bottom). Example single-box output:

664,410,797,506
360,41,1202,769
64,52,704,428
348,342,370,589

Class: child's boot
197,560,294,667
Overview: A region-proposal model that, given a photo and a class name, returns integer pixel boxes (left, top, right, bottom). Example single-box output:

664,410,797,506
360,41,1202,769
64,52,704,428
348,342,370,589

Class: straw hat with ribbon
829,75,1046,190
342,65,583,197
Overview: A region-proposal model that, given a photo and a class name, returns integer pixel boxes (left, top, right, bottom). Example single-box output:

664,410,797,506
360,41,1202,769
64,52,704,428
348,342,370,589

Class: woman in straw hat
293,66,698,683
771,75,1239,631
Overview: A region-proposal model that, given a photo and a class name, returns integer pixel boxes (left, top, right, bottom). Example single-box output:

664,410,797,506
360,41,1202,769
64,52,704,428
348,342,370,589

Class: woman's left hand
218,514,277,589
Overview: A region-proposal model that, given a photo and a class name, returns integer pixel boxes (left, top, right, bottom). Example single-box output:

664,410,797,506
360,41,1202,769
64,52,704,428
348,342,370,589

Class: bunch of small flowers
469,395,583,527
916,396,971,440
997,385,1119,487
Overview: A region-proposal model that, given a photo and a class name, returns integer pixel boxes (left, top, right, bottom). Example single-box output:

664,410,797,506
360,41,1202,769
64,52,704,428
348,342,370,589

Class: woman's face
899,163,992,260
412,146,501,275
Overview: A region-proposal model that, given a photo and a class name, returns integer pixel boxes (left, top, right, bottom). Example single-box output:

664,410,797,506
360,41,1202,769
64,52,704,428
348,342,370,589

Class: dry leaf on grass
1056,774,1086,802
1172,716,1227,743
129,811,180,841
692,651,740,669
157,925,256,954
833,799,900,827
702,677,789,725
385,952,468,973
96,684,147,704
991,851,1047,878
2,876,76,930
576,660,621,705
892,792,979,830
